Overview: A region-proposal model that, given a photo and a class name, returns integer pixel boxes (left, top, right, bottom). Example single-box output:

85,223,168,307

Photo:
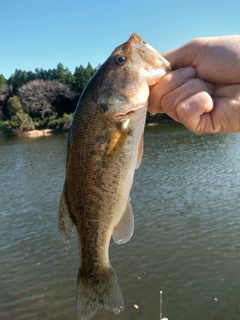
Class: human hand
148,36,240,133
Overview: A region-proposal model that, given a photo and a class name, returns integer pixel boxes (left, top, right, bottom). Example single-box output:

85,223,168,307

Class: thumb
161,45,190,69
148,67,196,114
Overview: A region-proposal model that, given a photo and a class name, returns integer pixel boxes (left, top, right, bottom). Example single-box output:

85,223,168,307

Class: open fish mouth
146,52,171,83
128,33,171,86
128,33,171,73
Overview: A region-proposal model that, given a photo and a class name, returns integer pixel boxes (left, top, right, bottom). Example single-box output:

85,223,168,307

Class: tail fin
76,266,124,320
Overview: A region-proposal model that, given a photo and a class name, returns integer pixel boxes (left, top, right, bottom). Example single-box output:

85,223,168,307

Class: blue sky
1,0,240,79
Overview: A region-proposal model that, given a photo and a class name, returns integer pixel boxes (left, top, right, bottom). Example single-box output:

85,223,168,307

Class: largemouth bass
58,33,170,320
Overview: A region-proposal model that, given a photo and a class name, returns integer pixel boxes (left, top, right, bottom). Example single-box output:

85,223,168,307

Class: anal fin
112,198,134,244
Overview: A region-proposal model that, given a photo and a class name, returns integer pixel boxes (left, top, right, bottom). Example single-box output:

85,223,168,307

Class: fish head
126,33,171,86
97,33,171,119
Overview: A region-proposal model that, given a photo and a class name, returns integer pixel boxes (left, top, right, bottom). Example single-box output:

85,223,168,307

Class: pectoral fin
58,185,75,242
112,198,134,244
106,129,127,159
135,135,144,169
106,119,132,161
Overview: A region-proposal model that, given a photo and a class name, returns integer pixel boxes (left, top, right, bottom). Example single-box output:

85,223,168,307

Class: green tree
35,68,50,80
8,69,27,94
48,112,73,130
6,95,22,117
54,63,75,84
0,74,7,86
0,119,7,133
35,64,75,84
0,84,10,119
26,71,37,82
73,62,96,94
7,111,35,134
5,96,35,134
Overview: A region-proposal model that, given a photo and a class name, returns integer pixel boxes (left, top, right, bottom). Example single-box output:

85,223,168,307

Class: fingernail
179,66,195,80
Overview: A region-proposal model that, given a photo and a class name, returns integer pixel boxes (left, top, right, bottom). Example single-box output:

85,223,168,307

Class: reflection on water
0,125,240,320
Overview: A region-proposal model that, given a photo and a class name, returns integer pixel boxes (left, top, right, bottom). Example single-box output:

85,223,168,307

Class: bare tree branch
18,80,77,119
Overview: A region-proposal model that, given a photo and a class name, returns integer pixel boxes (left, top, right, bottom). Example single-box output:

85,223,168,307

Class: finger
214,83,240,100
162,37,240,84
161,78,214,122
173,92,214,133
161,40,198,69
148,66,196,114
210,84,240,132
179,84,240,133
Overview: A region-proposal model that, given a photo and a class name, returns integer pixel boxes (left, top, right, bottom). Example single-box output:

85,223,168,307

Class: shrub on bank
0,120,7,134
6,111,35,135
48,113,73,130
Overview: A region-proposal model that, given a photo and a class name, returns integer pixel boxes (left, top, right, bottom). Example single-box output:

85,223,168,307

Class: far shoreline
0,115,175,139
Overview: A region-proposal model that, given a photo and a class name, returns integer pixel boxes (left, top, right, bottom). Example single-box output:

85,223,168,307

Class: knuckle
161,93,175,112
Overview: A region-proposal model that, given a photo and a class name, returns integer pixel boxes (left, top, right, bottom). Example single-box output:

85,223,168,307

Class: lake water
0,124,240,320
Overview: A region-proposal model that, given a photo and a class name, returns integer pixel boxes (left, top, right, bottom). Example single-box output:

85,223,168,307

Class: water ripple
1,128,240,320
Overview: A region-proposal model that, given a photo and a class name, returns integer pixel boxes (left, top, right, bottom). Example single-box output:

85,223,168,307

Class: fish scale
58,33,170,320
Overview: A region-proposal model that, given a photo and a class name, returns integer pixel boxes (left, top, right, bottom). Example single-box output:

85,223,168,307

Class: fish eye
115,56,126,65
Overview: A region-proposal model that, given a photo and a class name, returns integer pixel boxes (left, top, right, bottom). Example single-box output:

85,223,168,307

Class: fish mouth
153,53,171,72
147,53,171,80
128,33,171,84
149,65,169,77
128,34,170,68
146,57,170,85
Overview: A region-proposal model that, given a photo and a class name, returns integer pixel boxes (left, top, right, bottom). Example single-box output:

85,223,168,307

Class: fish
58,33,170,320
